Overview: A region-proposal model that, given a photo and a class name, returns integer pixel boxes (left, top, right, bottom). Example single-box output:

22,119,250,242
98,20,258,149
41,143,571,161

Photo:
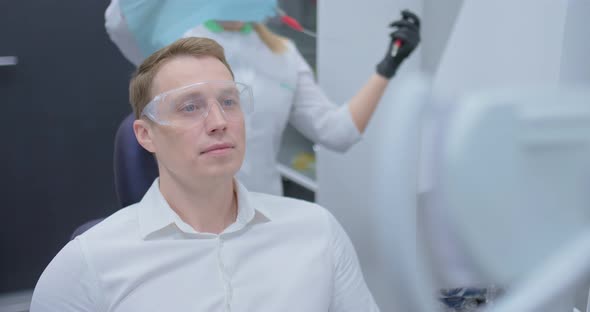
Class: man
31,37,379,311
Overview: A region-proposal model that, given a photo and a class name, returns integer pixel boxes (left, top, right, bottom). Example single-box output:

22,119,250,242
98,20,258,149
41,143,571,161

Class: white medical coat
105,1,362,195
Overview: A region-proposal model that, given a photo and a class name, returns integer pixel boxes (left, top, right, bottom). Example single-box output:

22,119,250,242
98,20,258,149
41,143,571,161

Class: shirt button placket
217,236,232,312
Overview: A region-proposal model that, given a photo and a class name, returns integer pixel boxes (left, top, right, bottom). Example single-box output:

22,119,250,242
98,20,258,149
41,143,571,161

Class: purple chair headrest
113,114,159,207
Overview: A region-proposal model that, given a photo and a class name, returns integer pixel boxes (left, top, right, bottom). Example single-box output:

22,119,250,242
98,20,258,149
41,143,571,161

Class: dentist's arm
348,10,421,133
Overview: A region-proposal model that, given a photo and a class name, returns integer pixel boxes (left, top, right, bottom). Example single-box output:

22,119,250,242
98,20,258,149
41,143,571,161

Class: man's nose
204,101,228,134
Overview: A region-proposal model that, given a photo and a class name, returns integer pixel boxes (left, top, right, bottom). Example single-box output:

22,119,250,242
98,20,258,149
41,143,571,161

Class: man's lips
201,143,234,154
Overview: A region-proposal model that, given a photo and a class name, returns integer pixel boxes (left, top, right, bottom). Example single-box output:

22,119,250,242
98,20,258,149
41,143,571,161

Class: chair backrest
71,114,158,240
114,113,159,207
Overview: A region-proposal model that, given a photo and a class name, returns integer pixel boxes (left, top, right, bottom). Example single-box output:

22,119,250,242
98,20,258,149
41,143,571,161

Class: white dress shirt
31,179,379,312
105,0,362,196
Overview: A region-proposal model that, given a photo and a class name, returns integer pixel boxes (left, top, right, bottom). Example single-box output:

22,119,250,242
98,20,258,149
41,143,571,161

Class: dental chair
372,76,590,311
112,113,159,208
437,86,590,312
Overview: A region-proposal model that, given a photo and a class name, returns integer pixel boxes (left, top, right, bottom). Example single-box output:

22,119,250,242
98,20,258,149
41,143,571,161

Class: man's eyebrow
176,91,205,102
219,88,239,95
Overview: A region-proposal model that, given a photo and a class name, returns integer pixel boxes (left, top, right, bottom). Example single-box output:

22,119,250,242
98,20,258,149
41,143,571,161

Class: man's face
134,56,245,181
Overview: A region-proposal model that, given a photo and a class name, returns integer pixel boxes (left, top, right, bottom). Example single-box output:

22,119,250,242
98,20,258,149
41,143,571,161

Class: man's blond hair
129,37,234,119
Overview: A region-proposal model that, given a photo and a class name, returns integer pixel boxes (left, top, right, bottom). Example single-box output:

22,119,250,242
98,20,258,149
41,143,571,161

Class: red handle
281,15,304,32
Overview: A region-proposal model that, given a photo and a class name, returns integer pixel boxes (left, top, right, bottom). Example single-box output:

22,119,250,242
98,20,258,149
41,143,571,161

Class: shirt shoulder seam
76,237,109,311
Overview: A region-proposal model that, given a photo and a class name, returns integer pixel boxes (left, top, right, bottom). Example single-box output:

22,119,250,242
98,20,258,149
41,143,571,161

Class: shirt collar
138,178,270,239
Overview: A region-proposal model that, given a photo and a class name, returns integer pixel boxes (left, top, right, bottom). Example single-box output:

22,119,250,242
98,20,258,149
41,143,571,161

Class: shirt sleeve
105,0,144,66
30,239,102,312
288,46,362,153
325,211,380,312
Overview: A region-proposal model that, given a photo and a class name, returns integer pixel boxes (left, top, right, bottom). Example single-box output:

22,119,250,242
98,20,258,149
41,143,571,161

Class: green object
204,20,253,34
240,22,253,34
279,82,295,91
204,20,224,33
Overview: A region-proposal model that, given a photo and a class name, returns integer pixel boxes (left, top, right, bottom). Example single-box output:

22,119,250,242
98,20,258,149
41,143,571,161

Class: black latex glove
376,10,421,79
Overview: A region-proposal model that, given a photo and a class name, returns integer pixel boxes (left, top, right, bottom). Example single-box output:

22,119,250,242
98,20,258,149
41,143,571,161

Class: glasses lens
146,81,253,128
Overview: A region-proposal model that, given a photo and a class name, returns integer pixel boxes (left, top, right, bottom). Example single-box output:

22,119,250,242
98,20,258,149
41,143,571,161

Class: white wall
560,0,590,84
421,0,463,73
432,0,570,97
560,2,590,309
316,0,422,310
317,0,590,309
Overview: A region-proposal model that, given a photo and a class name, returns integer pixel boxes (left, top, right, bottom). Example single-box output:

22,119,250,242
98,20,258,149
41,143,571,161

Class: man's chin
198,164,241,179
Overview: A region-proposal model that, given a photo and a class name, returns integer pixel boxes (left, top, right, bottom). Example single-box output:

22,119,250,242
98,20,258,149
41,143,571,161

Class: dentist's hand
376,10,421,79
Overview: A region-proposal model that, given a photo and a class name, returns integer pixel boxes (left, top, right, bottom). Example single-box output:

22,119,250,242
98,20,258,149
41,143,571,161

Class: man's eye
180,101,204,112
182,104,195,112
221,98,238,107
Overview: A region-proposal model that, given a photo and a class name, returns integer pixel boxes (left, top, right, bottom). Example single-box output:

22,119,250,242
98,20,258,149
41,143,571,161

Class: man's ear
133,119,156,153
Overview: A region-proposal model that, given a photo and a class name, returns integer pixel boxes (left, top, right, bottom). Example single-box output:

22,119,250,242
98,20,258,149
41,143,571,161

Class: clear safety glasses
141,81,254,128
